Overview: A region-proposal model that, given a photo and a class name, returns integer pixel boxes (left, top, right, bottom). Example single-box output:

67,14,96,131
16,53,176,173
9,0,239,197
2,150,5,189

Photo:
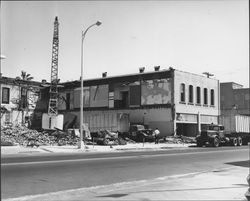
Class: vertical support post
197,112,201,135
245,142,250,201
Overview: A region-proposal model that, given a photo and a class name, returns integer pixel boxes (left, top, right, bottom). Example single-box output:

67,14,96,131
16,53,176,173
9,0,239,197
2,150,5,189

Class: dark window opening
196,87,201,104
2,87,10,104
121,91,129,108
66,93,70,110
189,85,193,103
204,88,208,105
20,87,28,109
180,83,185,102
210,89,215,106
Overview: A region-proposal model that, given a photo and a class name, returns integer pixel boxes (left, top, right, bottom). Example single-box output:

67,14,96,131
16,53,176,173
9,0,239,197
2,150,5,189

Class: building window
210,89,214,106
196,87,201,104
2,87,10,104
180,83,185,102
204,88,208,105
20,87,28,109
189,85,193,103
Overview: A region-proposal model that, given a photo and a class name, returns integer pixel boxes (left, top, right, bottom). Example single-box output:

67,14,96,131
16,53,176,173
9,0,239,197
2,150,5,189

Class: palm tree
16,71,34,81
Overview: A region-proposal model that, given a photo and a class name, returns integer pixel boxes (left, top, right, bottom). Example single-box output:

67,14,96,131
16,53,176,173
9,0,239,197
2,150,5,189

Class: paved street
2,146,249,199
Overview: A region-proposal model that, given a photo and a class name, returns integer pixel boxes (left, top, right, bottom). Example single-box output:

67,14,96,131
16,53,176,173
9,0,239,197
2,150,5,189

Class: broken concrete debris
1,125,196,147
1,125,79,147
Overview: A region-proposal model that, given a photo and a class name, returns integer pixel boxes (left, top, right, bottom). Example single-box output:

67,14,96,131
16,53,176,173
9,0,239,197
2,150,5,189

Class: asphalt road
2,146,249,199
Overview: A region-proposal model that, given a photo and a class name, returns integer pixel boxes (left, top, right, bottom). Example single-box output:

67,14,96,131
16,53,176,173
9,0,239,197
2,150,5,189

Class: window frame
210,89,215,106
196,86,201,105
203,88,208,105
2,87,10,104
180,83,186,103
188,85,194,104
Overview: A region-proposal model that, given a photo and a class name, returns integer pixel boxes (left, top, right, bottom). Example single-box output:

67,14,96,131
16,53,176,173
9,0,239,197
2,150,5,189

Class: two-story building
57,67,220,137
0,76,41,126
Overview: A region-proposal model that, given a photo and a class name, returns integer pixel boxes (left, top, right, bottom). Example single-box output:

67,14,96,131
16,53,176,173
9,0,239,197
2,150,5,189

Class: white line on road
2,148,247,166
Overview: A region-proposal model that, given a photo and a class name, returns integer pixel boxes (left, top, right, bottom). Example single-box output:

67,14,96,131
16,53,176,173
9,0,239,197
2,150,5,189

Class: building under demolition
0,77,41,126
56,68,220,137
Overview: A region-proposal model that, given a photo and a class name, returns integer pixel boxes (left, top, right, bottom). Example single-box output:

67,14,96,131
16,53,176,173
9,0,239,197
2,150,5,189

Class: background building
220,82,250,116
56,68,220,137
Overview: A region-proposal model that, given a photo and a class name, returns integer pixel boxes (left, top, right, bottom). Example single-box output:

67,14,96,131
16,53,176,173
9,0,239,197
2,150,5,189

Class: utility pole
203,72,214,78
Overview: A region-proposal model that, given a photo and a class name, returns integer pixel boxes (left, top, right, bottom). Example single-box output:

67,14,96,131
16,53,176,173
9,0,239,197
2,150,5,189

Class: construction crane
48,16,59,116
42,16,63,130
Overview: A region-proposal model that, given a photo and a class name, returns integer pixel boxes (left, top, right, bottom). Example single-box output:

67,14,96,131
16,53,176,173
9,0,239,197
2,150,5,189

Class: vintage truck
196,124,242,147
128,124,155,142
196,115,250,147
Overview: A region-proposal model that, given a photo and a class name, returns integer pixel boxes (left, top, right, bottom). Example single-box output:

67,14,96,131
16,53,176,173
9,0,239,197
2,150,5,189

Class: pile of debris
1,125,80,147
164,135,196,144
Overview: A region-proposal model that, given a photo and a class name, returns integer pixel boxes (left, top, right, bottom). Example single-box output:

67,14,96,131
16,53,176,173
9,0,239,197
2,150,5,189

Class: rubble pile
164,135,196,144
1,125,80,147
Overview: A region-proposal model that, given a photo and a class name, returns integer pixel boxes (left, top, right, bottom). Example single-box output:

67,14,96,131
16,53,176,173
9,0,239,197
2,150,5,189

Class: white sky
1,0,249,87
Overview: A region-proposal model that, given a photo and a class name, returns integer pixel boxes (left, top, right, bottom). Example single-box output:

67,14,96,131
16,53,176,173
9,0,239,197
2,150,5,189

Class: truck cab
196,124,241,147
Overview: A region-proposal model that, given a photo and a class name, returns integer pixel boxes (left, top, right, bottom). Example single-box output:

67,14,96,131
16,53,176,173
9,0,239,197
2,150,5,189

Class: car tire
231,138,238,146
213,137,220,147
197,140,203,147
237,137,242,146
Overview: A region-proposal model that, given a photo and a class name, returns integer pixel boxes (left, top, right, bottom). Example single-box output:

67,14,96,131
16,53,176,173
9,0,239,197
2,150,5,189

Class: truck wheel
197,140,203,147
231,138,238,146
237,137,242,146
213,138,220,147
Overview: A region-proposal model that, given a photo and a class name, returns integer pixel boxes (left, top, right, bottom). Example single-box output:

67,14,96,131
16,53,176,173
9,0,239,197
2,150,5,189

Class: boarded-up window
129,85,140,106
90,85,108,107
2,87,10,104
74,87,90,108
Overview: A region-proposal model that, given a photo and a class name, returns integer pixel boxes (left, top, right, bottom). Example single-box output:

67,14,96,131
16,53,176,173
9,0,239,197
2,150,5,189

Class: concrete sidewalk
1,142,194,155
3,166,249,201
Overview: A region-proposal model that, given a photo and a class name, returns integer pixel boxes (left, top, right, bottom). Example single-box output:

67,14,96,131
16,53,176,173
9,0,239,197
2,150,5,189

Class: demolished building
54,67,220,137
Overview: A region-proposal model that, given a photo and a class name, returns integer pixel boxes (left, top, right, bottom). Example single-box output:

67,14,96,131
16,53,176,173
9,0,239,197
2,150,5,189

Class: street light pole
0,55,6,133
79,21,101,149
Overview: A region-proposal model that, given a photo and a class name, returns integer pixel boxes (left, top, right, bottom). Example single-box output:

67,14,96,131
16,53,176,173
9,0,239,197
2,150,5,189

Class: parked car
129,124,155,142
91,130,120,145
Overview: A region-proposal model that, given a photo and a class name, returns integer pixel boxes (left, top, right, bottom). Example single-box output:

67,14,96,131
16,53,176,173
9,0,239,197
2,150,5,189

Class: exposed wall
141,78,171,105
90,85,109,107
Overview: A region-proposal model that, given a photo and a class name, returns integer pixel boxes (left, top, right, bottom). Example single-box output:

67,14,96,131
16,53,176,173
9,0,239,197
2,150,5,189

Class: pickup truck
196,124,242,147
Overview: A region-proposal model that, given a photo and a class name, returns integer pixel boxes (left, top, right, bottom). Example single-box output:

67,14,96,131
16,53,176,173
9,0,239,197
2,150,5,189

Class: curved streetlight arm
82,21,102,42
79,21,101,149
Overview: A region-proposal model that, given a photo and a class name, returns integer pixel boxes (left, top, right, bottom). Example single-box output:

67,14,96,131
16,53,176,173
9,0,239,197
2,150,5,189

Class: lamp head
96,21,102,26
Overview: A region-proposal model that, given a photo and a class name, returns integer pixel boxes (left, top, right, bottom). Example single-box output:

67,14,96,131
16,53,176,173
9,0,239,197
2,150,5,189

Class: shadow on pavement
97,193,128,198
97,186,245,198
225,160,250,168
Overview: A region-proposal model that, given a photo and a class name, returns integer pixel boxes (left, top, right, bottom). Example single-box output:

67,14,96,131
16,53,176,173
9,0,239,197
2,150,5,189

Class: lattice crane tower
48,16,59,116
